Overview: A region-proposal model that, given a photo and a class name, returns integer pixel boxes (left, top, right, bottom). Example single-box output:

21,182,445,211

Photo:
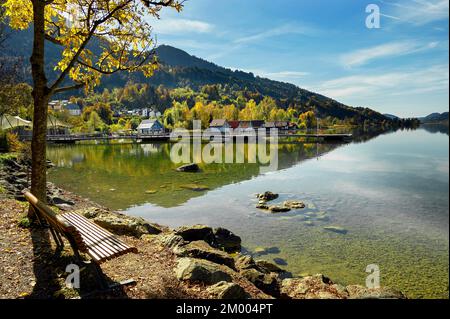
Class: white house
64,103,82,116
137,119,165,135
209,119,230,133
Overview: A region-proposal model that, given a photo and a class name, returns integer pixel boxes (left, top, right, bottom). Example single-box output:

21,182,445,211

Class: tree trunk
29,0,49,213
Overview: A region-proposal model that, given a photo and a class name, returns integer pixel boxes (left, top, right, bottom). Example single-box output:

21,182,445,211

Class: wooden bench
24,192,137,290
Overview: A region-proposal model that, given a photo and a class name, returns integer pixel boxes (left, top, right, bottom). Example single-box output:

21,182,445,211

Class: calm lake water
47,127,449,299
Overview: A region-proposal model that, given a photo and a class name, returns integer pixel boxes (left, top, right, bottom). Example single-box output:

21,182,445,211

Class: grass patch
17,216,32,229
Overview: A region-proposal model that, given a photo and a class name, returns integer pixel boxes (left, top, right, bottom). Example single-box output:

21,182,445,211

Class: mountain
383,114,400,120
419,112,449,124
1,28,390,123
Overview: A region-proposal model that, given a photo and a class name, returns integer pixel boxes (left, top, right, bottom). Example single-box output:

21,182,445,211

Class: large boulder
158,233,185,249
76,207,164,238
213,227,241,253
173,241,235,269
175,225,215,244
206,281,249,299
175,258,232,285
176,163,200,172
346,285,406,299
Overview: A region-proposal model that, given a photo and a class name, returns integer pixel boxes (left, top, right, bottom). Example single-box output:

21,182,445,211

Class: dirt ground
0,199,266,299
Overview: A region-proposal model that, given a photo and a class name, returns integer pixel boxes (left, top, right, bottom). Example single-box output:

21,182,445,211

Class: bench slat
62,212,132,252
61,212,137,263
62,214,122,259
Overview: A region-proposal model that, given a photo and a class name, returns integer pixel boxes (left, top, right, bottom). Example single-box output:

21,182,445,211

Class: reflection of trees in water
46,129,396,208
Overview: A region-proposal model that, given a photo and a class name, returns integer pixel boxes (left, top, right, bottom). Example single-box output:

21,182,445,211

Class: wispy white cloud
152,19,214,34
340,41,440,67
315,64,449,99
381,0,449,25
234,23,317,44
226,67,310,81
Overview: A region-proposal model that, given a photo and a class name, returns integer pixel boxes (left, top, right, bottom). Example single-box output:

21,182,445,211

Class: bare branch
53,82,85,94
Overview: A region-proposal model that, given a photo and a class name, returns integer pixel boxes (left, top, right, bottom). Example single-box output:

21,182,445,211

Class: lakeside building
237,120,265,133
64,103,82,116
137,119,165,135
209,119,230,133
48,100,81,116
265,121,289,131
208,120,299,133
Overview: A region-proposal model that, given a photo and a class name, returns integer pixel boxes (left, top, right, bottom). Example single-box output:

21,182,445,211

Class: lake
47,126,449,299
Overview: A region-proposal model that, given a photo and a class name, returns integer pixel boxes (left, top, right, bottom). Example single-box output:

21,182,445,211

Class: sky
150,0,449,118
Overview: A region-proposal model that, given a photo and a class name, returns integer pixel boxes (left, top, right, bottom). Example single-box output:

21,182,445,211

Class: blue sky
151,0,449,117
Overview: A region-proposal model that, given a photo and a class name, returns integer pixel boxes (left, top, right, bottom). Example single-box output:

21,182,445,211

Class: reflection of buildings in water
53,153,85,167
140,143,162,156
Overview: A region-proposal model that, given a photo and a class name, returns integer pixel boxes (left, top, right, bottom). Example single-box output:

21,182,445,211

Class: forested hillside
0,27,391,124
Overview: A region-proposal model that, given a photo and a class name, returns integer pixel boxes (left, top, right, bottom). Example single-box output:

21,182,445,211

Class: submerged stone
323,226,348,235
180,184,209,191
177,163,200,172
273,258,288,266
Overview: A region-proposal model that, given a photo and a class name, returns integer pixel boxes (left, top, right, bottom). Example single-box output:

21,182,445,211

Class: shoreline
0,154,406,299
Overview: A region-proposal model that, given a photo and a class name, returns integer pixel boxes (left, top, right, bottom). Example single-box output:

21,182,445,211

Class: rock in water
257,191,279,202
269,206,291,213
50,197,75,206
175,258,232,284
180,184,209,191
273,258,288,266
283,200,306,209
177,163,200,172
256,203,269,210
323,226,348,235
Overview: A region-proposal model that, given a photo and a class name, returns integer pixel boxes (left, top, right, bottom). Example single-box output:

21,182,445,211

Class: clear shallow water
47,127,449,298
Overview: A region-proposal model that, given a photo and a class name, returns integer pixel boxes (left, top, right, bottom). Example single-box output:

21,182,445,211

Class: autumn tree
298,111,317,129
2,0,182,204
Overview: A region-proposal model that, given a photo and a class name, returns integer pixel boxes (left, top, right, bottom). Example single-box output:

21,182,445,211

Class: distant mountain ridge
1,28,390,123
419,112,449,124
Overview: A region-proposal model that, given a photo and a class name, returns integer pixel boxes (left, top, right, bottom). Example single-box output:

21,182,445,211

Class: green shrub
17,216,31,229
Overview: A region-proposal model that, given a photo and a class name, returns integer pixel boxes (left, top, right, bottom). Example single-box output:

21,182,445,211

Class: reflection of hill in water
47,130,390,209
420,124,449,135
